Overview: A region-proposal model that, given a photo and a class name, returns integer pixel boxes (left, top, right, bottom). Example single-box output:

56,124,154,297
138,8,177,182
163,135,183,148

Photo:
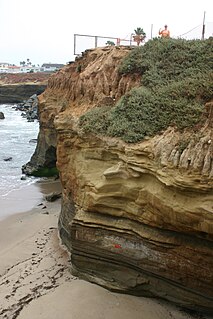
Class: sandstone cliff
26,46,213,314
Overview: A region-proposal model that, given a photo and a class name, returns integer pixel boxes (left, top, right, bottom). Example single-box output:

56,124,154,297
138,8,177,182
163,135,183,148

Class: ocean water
0,104,41,218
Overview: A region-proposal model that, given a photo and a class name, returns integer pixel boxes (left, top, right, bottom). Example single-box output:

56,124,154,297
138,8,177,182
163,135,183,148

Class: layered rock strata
26,46,213,313
56,114,213,314
0,84,47,104
23,46,139,174
0,73,49,104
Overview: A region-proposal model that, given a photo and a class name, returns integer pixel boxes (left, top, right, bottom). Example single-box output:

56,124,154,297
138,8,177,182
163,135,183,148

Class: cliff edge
24,42,213,314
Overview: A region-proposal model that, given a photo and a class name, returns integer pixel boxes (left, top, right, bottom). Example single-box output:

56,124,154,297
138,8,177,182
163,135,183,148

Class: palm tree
20,61,26,66
133,27,146,46
27,58,31,66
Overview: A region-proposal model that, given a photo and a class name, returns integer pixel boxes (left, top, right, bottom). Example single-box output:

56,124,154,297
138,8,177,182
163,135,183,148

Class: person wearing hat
159,25,170,38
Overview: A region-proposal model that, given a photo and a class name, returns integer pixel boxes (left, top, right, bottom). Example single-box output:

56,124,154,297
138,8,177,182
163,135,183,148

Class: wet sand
0,178,61,221
0,180,212,319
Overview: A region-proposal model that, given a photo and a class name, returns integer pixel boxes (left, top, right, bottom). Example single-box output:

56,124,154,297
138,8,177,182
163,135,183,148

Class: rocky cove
22,42,213,314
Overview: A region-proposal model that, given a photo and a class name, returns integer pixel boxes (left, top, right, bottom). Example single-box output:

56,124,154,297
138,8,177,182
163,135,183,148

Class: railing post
74,34,76,55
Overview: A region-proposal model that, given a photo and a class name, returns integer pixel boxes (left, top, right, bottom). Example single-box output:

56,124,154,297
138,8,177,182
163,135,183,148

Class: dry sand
0,180,212,319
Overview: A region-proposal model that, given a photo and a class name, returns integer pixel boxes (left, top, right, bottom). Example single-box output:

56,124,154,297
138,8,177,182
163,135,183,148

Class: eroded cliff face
25,46,140,174
56,112,213,313
31,46,213,313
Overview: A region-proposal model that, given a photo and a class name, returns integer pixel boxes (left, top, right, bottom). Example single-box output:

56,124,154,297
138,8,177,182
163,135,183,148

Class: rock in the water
16,94,39,121
0,112,5,119
45,192,62,202
3,157,12,161
29,139,37,143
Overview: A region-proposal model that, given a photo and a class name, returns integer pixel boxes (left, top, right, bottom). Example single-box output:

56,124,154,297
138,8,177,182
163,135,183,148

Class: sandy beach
0,180,212,319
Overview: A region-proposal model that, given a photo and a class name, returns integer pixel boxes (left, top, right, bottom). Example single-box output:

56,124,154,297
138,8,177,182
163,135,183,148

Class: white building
0,62,21,73
0,62,10,73
0,62,65,73
19,66,35,73
7,65,21,73
40,63,64,72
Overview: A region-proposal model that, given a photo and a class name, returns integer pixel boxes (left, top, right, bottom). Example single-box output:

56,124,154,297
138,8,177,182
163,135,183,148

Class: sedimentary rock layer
0,73,49,104
56,117,213,313
0,84,47,103
26,46,213,313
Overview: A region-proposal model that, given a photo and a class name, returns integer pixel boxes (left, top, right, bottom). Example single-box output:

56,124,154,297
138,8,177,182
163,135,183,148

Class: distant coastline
0,73,49,103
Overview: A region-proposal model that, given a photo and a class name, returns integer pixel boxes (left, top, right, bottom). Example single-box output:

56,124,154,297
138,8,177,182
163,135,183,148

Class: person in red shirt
159,25,170,38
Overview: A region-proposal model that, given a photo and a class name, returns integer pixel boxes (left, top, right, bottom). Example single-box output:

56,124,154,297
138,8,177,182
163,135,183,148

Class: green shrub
31,167,59,177
119,38,213,85
79,86,204,143
79,38,212,143
109,88,203,142
79,106,111,134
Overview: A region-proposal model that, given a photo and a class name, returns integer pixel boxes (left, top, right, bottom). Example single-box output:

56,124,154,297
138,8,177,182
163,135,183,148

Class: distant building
0,62,65,73
0,62,23,73
40,63,64,72
0,62,10,73
8,65,21,73
20,66,35,73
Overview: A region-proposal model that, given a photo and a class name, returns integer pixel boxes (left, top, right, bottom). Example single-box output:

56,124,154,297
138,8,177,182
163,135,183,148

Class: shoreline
0,181,212,318
0,178,61,221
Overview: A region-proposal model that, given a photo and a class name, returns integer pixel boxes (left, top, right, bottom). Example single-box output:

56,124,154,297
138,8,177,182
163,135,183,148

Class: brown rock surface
0,72,49,85
27,46,213,314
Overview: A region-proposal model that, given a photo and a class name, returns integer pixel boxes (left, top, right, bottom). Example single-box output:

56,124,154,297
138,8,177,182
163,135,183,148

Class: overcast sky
0,0,212,66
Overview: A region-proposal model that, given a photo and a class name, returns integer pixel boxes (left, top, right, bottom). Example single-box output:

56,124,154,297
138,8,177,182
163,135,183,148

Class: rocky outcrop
0,111,5,119
26,46,213,314
0,72,49,104
16,94,39,121
0,84,47,104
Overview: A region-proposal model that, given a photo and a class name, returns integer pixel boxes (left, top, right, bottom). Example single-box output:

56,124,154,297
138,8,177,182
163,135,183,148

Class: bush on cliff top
79,38,213,143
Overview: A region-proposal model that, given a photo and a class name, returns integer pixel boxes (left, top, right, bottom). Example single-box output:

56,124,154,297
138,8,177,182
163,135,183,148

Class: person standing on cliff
159,25,170,38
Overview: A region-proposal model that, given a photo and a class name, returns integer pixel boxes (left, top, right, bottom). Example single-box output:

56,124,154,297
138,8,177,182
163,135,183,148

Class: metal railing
74,33,134,56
